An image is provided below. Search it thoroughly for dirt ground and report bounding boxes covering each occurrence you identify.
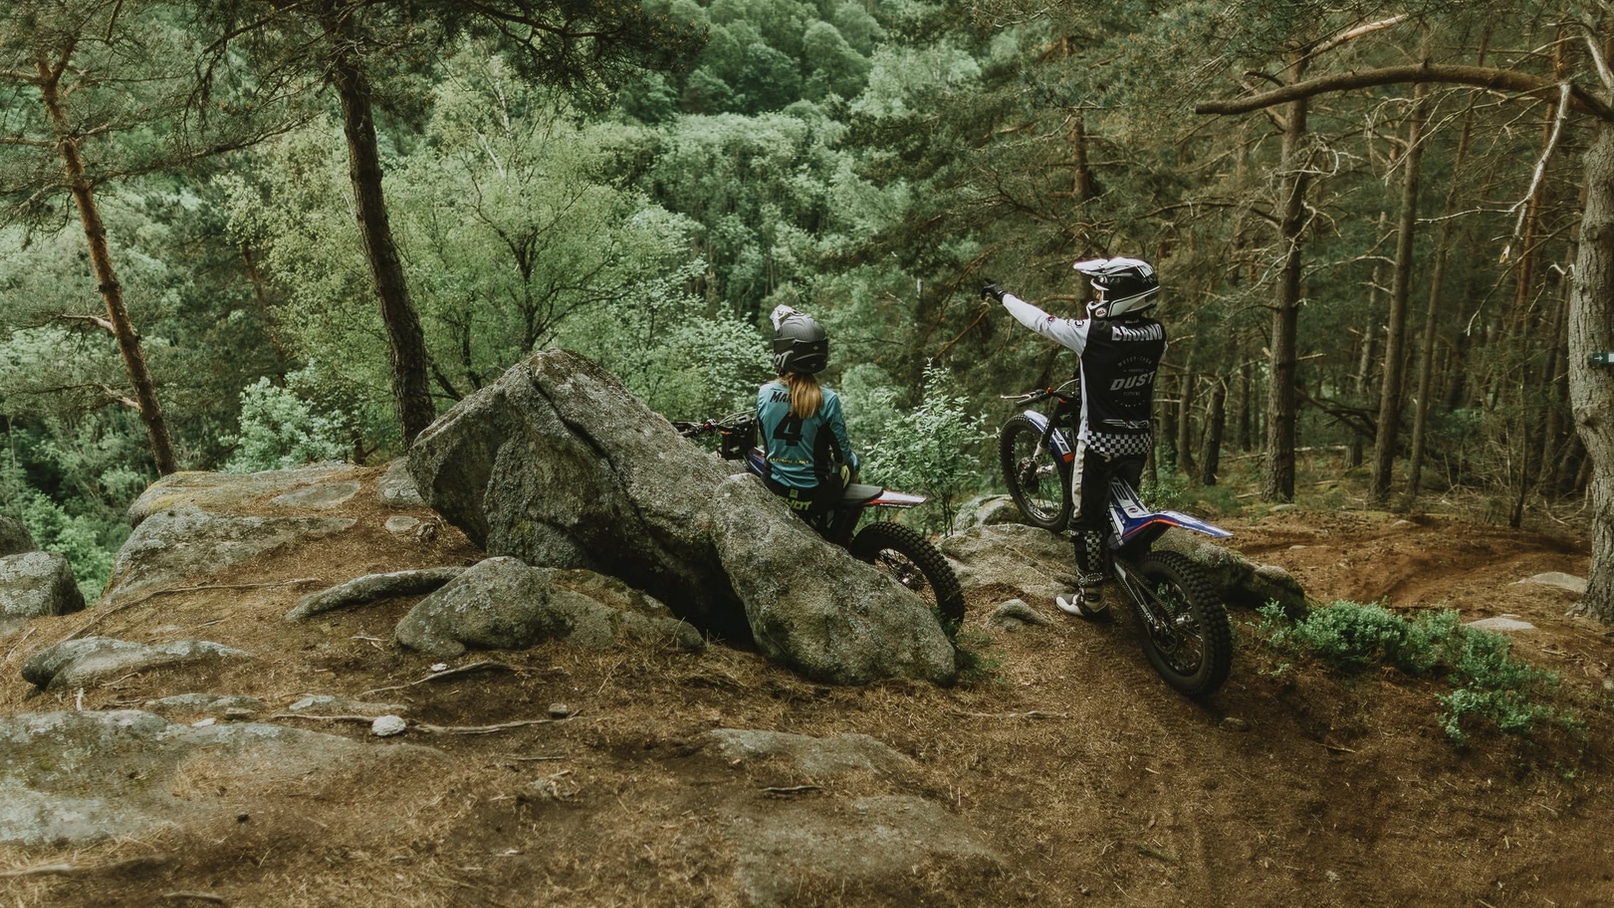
[2,469,1612,908]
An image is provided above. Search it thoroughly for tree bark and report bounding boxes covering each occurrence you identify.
[1406,92,1479,503]
[1177,369,1198,478]
[1198,378,1227,486]
[1350,212,1386,470]
[1262,56,1308,503]
[329,44,436,444]
[1569,122,1614,623]
[1369,81,1429,504]
[36,54,178,475]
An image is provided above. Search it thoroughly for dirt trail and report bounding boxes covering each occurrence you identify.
[1,481,1611,907]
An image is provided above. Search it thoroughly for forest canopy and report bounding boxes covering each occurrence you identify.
[3,0,1611,617]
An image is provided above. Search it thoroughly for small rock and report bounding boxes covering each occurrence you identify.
[385,516,421,534]
[547,703,572,719]
[1326,870,1340,883]
[430,663,449,672]
[372,715,408,737]
[1465,615,1536,633]
[989,599,1052,630]
[1514,572,1587,595]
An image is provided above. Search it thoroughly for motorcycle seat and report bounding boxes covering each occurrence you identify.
[841,483,883,505]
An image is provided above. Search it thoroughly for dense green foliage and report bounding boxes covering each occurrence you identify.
[0,0,1600,599]
[1256,601,1581,745]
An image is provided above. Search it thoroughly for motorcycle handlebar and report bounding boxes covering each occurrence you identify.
[1000,378,1079,405]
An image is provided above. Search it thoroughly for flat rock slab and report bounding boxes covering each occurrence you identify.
[284,694,408,717]
[0,709,442,846]
[105,506,355,606]
[724,795,1002,907]
[693,728,1001,906]
[143,693,268,717]
[707,729,915,777]
[125,463,358,527]
[270,481,361,509]
[1466,615,1537,633]
[1514,572,1587,595]
[22,635,251,691]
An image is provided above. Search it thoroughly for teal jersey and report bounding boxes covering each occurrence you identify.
[756,381,858,489]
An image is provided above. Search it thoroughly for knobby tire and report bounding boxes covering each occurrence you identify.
[848,521,965,632]
[1132,550,1232,698]
[999,415,1072,532]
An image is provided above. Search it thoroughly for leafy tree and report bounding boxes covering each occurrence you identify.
[191,0,706,443]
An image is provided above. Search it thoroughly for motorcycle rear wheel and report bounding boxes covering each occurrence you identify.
[1131,551,1232,698]
[999,415,1072,532]
[849,521,965,632]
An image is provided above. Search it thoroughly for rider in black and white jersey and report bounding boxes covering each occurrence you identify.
[985,257,1167,616]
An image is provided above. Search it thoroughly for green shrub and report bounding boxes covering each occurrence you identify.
[857,364,991,535]
[222,377,349,473]
[1255,600,1578,746]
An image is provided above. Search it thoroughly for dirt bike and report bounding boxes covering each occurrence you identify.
[999,380,1235,697]
[675,413,965,631]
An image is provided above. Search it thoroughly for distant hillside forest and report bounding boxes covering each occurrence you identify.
[4,1,1613,613]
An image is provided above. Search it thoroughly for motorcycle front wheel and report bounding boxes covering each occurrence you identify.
[999,415,1072,532]
[1131,551,1232,698]
[848,521,965,632]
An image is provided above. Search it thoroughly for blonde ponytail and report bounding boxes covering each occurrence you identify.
[783,372,823,419]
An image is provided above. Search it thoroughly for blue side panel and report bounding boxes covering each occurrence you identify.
[1107,478,1232,543]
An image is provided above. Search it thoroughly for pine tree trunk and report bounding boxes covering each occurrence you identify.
[1350,211,1386,471]
[1568,123,1614,624]
[1263,68,1308,503]
[1177,369,1198,478]
[330,47,436,444]
[1198,379,1227,486]
[1406,95,1478,503]
[1369,82,1429,504]
[36,54,177,475]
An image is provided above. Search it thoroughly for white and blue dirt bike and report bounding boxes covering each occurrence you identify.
[676,414,965,632]
[1000,380,1234,697]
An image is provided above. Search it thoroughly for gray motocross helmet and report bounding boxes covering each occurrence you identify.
[1074,256,1160,319]
[772,312,829,375]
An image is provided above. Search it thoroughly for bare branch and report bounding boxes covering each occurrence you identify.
[1501,82,1573,262]
[1196,64,1614,122]
[1312,14,1410,58]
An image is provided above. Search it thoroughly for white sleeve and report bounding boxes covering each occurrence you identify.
[1002,293,1089,355]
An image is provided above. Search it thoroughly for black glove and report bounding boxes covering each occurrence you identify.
[981,280,1005,303]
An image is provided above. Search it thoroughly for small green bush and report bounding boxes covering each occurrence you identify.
[1255,601,1578,746]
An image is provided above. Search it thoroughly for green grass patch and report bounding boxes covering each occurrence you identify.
[1255,600,1582,746]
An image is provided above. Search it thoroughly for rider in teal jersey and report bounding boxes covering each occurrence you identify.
[756,305,859,519]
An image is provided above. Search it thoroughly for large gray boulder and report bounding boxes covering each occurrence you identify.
[394,556,705,658]
[711,475,955,685]
[0,551,85,632]
[408,349,956,685]
[408,349,741,633]
[0,515,34,558]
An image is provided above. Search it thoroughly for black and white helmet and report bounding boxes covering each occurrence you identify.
[1074,257,1159,319]
[771,306,828,374]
